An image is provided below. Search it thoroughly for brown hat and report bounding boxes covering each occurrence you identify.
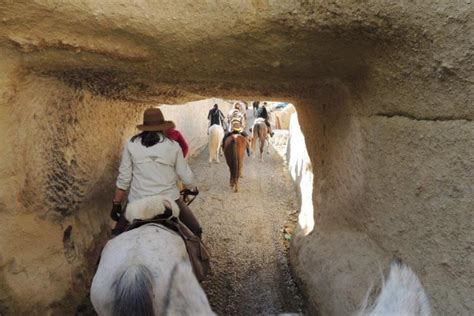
[136,108,175,131]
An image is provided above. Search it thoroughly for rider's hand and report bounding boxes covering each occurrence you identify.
[188,185,198,194]
[110,202,122,221]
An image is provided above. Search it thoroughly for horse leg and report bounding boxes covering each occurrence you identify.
[208,137,212,163]
[234,175,239,192]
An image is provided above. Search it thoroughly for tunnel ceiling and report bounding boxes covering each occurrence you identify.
[3,0,470,96]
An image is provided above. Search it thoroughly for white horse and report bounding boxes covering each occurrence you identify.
[251,118,270,161]
[90,195,214,316]
[208,124,224,163]
[357,258,431,316]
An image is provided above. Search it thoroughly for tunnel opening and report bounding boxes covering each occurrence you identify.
[83,94,313,315]
[172,98,311,314]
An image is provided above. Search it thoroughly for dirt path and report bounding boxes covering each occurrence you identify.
[189,111,304,314]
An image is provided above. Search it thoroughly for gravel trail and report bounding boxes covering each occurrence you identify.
[189,115,305,315]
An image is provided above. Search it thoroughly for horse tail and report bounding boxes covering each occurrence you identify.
[230,138,239,184]
[112,264,155,316]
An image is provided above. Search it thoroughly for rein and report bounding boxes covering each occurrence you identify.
[180,188,199,205]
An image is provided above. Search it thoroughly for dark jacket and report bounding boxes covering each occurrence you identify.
[257,106,269,120]
[208,108,225,126]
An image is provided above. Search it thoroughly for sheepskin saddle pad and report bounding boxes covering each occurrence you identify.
[125,195,180,223]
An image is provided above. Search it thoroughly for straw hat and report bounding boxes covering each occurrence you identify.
[136,108,175,131]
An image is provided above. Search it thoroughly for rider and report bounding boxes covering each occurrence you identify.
[222,103,251,156]
[207,103,225,130]
[257,102,274,137]
[110,107,202,237]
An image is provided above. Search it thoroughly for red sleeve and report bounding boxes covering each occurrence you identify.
[177,132,189,158]
[166,129,189,157]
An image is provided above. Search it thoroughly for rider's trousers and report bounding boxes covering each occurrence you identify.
[176,197,203,238]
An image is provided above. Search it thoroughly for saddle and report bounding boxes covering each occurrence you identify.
[125,210,211,282]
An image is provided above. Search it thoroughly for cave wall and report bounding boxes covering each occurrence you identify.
[0,0,472,315]
[291,79,473,314]
[0,51,229,314]
[285,112,314,235]
[0,56,146,314]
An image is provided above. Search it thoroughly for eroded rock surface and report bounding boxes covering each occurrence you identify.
[0,1,472,314]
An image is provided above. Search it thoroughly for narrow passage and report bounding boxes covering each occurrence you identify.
[189,119,305,314]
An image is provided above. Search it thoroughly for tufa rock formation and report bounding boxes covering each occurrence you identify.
[0,1,472,314]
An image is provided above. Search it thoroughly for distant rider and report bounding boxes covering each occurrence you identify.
[222,103,251,156]
[257,102,274,137]
[207,103,225,130]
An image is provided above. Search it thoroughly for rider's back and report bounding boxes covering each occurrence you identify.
[257,106,269,119]
[118,137,192,203]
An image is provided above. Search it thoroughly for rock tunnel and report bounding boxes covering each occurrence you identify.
[0,1,472,315]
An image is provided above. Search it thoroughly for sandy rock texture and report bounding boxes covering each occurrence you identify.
[0,0,473,315]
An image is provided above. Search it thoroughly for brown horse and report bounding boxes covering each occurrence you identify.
[223,134,247,192]
[251,118,270,160]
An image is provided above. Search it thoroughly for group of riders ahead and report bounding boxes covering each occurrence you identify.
[208,101,274,156]
[110,101,273,242]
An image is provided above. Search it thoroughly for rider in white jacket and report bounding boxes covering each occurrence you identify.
[111,108,202,237]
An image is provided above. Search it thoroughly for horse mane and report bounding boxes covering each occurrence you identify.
[112,264,155,316]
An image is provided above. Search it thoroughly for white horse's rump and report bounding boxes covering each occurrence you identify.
[357,259,431,316]
[208,124,224,163]
[91,197,214,316]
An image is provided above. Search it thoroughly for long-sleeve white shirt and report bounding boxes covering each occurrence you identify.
[116,136,194,202]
